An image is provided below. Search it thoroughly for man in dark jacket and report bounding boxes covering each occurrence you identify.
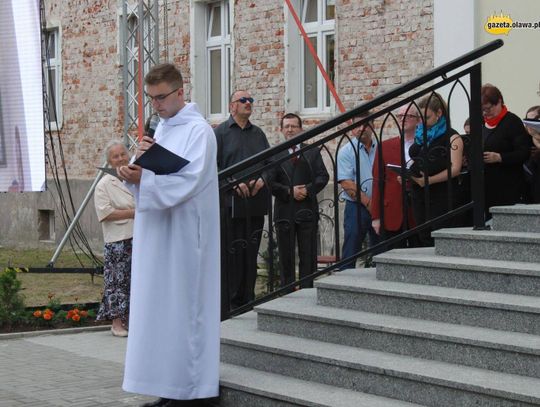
[215,90,270,315]
[271,113,329,289]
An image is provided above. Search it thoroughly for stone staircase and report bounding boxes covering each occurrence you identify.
[219,204,540,406]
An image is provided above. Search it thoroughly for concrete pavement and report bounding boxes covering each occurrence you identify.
[0,327,154,406]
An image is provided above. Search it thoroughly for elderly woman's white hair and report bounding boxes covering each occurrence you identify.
[103,140,129,165]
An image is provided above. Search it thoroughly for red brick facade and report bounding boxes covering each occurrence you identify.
[44,0,433,178]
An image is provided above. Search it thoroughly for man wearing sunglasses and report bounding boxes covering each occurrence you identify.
[215,90,270,317]
[119,63,220,407]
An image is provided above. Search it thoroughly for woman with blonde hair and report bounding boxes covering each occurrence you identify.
[408,92,463,246]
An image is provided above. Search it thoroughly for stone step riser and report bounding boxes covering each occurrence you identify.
[375,262,540,296]
[492,213,540,234]
[257,312,540,378]
[434,238,540,263]
[220,388,299,407]
[316,288,540,335]
[221,342,538,407]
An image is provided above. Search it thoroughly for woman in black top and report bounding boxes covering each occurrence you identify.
[408,92,464,246]
[481,84,531,216]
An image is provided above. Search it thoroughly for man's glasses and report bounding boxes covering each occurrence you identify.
[232,97,254,104]
[147,87,180,102]
[282,124,301,130]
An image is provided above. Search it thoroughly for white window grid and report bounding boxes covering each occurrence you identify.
[45,28,62,130]
[300,0,335,114]
[206,0,232,119]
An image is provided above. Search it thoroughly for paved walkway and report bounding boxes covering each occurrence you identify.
[0,327,154,406]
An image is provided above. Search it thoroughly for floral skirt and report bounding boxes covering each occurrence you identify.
[97,238,132,323]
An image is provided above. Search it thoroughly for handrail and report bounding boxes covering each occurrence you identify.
[218,39,503,182]
[225,202,474,319]
[218,39,504,321]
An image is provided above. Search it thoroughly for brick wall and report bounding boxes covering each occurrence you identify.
[232,1,286,145]
[337,0,433,110]
[44,0,433,178]
[0,0,435,248]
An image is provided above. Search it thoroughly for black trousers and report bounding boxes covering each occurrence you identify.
[411,180,459,247]
[221,214,264,318]
[276,220,317,290]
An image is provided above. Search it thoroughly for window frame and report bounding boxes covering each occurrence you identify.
[300,0,335,114]
[285,0,336,116]
[205,0,232,120]
[44,27,62,130]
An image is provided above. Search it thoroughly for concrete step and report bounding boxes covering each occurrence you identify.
[221,313,540,407]
[374,247,540,296]
[255,289,540,378]
[491,204,540,233]
[220,363,425,407]
[432,227,540,263]
[315,269,540,334]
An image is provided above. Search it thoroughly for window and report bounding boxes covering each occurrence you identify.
[301,0,335,112]
[45,28,61,129]
[206,0,232,117]
[38,209,55,241]
[286,0,335,114]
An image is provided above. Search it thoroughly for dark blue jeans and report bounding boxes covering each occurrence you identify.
[341,200,379,269]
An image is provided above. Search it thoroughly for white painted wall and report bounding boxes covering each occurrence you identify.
[434,0,475,133]
[476,0,540,118]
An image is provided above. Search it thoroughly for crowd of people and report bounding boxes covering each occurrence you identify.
[93,62,539,406]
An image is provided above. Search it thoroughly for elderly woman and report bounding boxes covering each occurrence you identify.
[481,84,532,216]
[94,141,135,337]
[523,105,540,203]
[408,93,463,246]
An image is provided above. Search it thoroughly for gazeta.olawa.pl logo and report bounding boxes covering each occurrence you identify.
[485,12,540,35]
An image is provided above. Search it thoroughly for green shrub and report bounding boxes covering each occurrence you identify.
[0,267,26,326]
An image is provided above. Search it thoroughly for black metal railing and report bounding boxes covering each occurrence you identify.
[218,39,503,320]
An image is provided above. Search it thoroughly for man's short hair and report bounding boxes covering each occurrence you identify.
[229,90,248,103]
[145,63,183,88]
[280,113,302,129]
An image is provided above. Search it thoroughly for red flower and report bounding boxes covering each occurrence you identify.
[72,314,81,322]
[33,310,42,318]
[43,312,53,321]
[80,310,88,317]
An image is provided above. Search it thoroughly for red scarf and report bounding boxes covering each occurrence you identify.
[484,105,508,127]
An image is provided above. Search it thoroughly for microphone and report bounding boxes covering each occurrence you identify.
[145,114,160,139]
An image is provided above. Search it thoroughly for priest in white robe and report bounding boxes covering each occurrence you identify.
[119,63,220,407]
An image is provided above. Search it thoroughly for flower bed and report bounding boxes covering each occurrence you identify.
[1,268,109,334]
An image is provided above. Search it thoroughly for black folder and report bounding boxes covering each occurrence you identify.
[134,143,190,175]
[231,188,269,218]
[386,163,413,178]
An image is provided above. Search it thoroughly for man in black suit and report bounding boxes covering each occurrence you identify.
[271,113,329,290]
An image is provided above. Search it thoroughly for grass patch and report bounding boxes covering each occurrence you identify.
[0,247,102,268]
[18,273,103,307]
[1,248,104,307]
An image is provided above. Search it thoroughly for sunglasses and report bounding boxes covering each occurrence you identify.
[232,97,254,104]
